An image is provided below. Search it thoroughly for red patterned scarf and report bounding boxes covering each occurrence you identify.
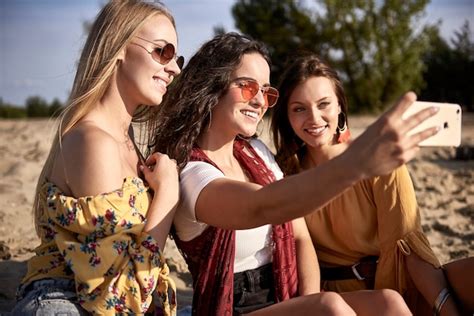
[173,139,298,315]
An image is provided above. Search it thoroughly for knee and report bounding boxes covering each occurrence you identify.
[317,292,356,316]
[377,289,411,315]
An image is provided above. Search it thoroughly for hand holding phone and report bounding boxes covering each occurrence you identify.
[402,101,462,147]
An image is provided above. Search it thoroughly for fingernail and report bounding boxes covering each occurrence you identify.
[432,106,440,113]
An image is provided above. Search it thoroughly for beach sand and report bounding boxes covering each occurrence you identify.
[0,115,473,313]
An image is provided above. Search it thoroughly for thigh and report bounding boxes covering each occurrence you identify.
[11,279,88,316]
[340,289,411,316]
[246,292,354,316]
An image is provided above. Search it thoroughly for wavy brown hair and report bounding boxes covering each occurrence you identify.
[271,53,349,176]
[33,0,174,234]
[148,32,271,169]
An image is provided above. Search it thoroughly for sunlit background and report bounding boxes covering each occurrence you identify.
[0,0,473,113]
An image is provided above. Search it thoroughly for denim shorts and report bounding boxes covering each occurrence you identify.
[11,278,89,316]
[233,263,275,315]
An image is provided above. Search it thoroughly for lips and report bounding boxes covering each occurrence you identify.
[305,125,328,136]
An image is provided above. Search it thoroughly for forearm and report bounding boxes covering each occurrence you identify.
[254,152,361,225]
[293,218,320,295]
[197,150,362,229]
[406,253,460,316]
[143,193,178,250]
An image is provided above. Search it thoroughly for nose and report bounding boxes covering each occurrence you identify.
[251,88,267,108]
[308,106,322,122]
[165,58,182,76]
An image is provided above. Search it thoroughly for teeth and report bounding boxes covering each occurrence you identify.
[241,110,258,119]
[306,126,326,134]
[154,78,167,88]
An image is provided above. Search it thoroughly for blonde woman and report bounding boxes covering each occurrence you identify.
[12,1,183,315]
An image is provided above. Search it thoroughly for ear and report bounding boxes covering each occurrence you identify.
[116,48,126,64]
[338,103,342,114]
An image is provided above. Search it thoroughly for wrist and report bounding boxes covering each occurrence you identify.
[333,151,365,185]
[433,287,451,316]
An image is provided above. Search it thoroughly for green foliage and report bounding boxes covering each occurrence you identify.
[49,98,63,117]
[25,96,51,117]
[420,21,474,111]
[232,0,433,113]
[0,96,64,118]
[232,0,323,78]
[0,98,27,118]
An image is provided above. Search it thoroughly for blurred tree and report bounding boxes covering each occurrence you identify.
[420,21,474,111]
[0,98,26,118]
[232,0,433,112]
[232,0,323,81]
[26,96,50,117]
[49,98,64,117]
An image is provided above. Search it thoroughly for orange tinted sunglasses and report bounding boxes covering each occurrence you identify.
[232,78,279,108]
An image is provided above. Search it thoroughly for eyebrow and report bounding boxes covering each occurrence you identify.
[233,76,271,87]
[289,96,331,107]
[316,96,331,102]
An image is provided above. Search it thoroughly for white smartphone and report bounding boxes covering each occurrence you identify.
[402,101,462,147]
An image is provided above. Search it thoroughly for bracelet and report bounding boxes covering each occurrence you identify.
[433,287,450,316]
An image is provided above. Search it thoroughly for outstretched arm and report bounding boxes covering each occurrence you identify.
[196,92,439,229]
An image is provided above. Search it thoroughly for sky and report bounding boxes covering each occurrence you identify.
[0,0,473,107]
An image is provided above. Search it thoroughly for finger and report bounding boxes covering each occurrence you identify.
[400,106,439,135]
[405,125,440,148]
[146,152,164,166]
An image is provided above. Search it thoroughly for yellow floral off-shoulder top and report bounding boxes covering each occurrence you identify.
[22,177,176,315]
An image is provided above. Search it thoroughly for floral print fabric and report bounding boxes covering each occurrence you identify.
[22,177,176,315]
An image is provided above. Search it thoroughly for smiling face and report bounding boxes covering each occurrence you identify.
[211,53,272,138]
[117,14,181,107]
[287,76,341,149]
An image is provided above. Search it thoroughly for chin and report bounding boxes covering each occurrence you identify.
[145,95,164,106]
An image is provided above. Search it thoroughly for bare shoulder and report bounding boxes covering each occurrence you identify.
[60,122,125,197]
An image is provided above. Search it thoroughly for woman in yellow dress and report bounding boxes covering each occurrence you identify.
[271,53,471,315]
[12,1,184,315]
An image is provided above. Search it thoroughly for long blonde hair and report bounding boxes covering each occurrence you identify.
[33,0,175,234]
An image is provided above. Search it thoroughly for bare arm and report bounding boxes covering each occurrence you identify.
[59,125,178,249]
[60,125,128,197]
[141,153,179,250]
[292,217,320,295]
[196,92,439,229]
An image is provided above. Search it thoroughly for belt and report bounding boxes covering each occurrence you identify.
[234,263,274,292]
[320,256,378,286]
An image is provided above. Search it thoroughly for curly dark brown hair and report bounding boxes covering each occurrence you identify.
[271,53,349,176]
[147,32,271,169]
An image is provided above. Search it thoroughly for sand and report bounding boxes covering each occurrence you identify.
[0,114,473,313]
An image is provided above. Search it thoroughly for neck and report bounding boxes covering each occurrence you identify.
[88,75,137,140]
[303,142,348,169]
[197,125,238,167]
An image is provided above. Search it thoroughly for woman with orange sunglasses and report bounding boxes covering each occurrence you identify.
[150,32,441,315]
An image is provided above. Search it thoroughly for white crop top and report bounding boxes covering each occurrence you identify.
[174,139,284,273]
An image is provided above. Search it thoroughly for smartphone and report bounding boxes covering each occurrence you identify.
[402,101,462,147]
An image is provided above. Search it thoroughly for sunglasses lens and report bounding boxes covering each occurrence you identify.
[161,43,175,63]
[265,88,279,107]
[176,56,185,69]
[152,43,175,64]
[241,81,259,101]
